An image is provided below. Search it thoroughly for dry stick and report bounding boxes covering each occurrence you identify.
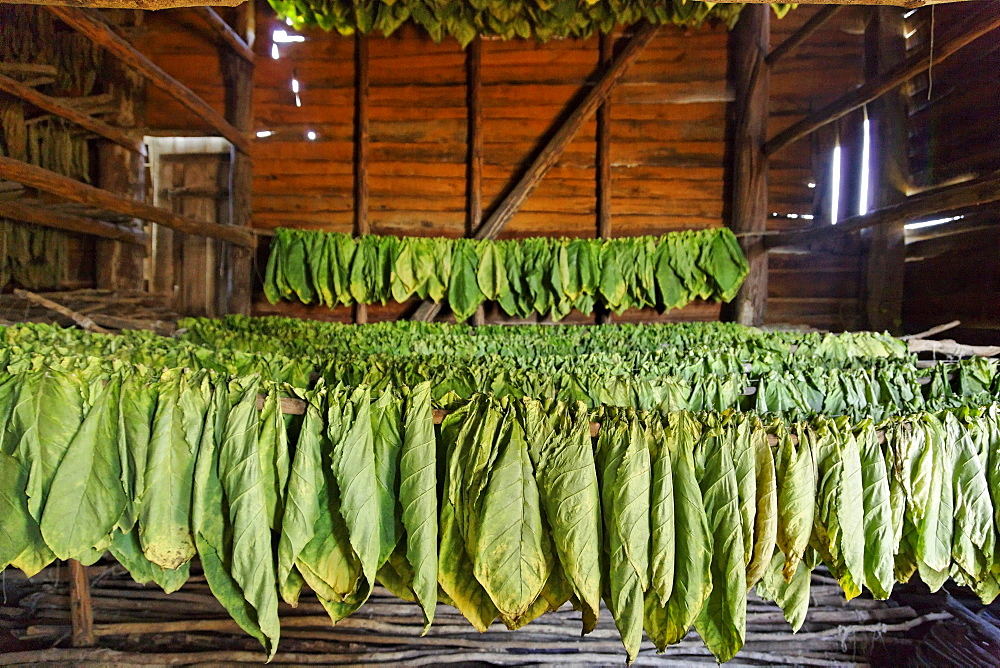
[907,338,1000,357]
[0,155,255,247]
[352,33,370,326]
[190,6,254,63]
[765,5,842,67]
[901,319,961,340]
[13,289,111,333]
[0,201,146,245]
[68,560,95,647]
[764,6,1000,156]
[0,72,142,153]
[46,6,251,155]
[410,23,660,322]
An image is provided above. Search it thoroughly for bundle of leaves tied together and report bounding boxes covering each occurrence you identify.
[268,0,795,46]
[264,228,749,320]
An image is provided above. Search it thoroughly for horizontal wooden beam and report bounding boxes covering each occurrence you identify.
[765,173,1000,249]
[766,5,843,67]
[47,6,251,155]
[0,201,146,245]
[764,6,1000,156]
[906,224,1000,262]
[0,156,254,247]
[0,72,142,154]
[190,6,254,63]
[714,0,972,5]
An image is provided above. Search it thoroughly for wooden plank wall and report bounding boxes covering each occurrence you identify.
[902,2,1000,344]
[764,5,869,331]
[138,2,871,328]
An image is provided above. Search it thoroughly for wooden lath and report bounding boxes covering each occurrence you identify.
[0,200,147,245]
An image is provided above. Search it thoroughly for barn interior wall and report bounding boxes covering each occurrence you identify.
[902,2,1000,344]
[136,3,872,328]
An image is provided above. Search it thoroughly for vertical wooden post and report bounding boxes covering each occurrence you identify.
[96,54,145,292]
[863,7,908,334]
[467,36,485,326]
[220,2,255,315]
[724,4,770,327]
[69,559,95,647]
[595,31,614,325]
[353,32,370,325]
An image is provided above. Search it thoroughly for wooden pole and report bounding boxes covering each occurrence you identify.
[68,560,95,647]
[724,4,770,326]
[95,48,145,292]
[353,32,370,325]
[0,72,141,152]
[0,156,255,247]
[47,6,251,155]
[14,289,110,333]
[595,31,614,325]
[766,5,843,67]
[466,36,485,326]
[765,173,1000,248]
[0,201,146,244]
[219,0,255,315]
[862,7,908,334]
[764,6,1000,156]
[190,6,254,63]
[411,23,659,322]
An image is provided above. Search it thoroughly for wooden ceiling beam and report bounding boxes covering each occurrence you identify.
[765,173,1000,249]
[46,6,252,155]
[0,72,142,153]
[766,5,843,67]
[190,6,254,63]
[0,0,243,9]
[0,200,147,245]
[0,156,255,247]
[764,4,1000,156]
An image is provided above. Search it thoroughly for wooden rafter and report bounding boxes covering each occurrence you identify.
[0,156,255,247]
[765,5,842,66]
[765,173,1000,249]
[0,72,142,153]
[47,6,251,155]
[764,6,1000,156]
[352,33,370,325]
[0,200,146,245]
[190,6,254,63]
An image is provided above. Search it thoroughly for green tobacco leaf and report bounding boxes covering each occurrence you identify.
[525,399,601,634]
[648,417,675,606]
[856,420,893,599]
[140,370,207,570]
[109,528,189,593]
[596,410,650,663]
[694,416,746,663]
[0,450,44,571]
[372,387,404,569]
[400,382,438,632]
[258,386,291,530]
[473,402,552,628]
[41,375,125,560]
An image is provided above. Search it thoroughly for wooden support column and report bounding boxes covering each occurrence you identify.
[411,22,658,322]
[724,4,770,326]
[863,7,908,333]
[353,33,369,325]
[219,2,254,315]
[466,36,485,326]
[96,51,145,292]
[68,560,95,647]
[595,32,613,325]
